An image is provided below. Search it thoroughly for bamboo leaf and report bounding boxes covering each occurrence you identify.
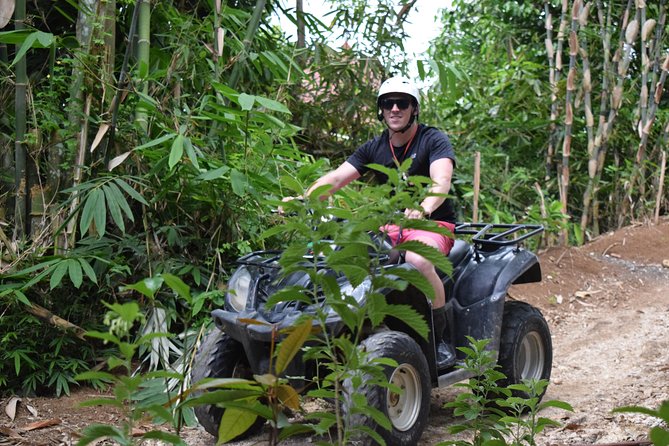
[105,181,135,221]
[93,187,107,237]
[135,133,175,150]
[12,289,31,306]
[103,184,125,233]
[196,166,230,181]
[67,259,83,288]
[79,188,101,237]
[49,261,69,290]
[78,258,98,285]
[113,178,148,205]
[184,137,200,170]
[275,318,312,375]
[9,30,54,66]
[168,134,185,169]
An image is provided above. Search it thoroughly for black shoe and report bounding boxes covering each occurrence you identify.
[436,340,456,369]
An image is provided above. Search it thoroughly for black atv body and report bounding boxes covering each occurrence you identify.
[192,222,552,445]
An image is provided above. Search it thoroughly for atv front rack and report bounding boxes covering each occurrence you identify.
[454,222,544,248]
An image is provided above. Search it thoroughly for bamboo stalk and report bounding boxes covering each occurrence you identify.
[545,0,569,180]
[559,0,582,245]
[13,0,27,239]
[655,151,666,225]
[65,95,92,248]
[228,0,267,90]
[134,0,150,133]
[473,151,480,223]
[103,0,142,165]
[26,302,87,341]
[578,3,595,235]
[296,0,305,49]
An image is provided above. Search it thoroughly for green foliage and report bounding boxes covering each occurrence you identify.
[439,337,572,446]
[184,163,448,445]
[75,300,188,446]
[614,401,669,446]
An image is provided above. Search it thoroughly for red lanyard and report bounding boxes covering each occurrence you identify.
[389,127,418,165]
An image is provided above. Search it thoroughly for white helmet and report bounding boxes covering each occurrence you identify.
[377,76,420,107]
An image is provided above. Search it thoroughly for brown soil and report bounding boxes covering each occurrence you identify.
[3,218,669,445]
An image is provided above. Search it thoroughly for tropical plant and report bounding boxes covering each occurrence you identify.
[439,337,572,446]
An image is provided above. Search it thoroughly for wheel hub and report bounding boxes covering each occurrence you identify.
[387,363,422,432]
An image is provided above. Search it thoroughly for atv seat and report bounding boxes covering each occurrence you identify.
[447,239,469,266]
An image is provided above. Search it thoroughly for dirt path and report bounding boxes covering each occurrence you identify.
[3,220,669,445]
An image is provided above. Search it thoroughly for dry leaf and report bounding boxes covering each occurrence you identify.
[23,418,61,431]
[90,123,110,153]
[0,426,22,439]
[108,151,131,171]
[0,0,15,29]
[25,403,37,417]
[5,396,20,421]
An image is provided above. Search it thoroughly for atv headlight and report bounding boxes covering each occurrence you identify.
[339,278,372,304]
[227,267,252,312]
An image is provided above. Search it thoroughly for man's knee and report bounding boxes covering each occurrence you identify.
[405,252,435,274]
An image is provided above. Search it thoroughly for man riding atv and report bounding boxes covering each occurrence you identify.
[287,75,458,369]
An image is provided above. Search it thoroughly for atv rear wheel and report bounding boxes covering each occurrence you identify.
[343,331,430,446]
[191,329,265,439]
[498,301,552,398]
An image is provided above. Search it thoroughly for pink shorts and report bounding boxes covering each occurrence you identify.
[381,221,456,255]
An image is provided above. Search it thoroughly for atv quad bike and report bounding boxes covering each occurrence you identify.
[191,222,552,445]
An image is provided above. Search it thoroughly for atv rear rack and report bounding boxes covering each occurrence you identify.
[454,222,544,248]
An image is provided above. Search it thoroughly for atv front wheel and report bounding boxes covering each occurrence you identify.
[343,331,430,446]
[191,329,265,439]
[498,301,552,398]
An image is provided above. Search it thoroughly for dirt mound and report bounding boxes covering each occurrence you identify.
[2,219,669,446]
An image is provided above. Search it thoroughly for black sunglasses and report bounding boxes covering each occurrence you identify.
[379,97,412,111]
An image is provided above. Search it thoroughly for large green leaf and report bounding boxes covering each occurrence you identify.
[255,96,291,114]
[0,30,55,66]
[275,318,312,375]
[161,273,191,303]
[217,406,259,444]
[238,93,255,111]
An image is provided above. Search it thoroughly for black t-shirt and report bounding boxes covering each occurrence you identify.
[346,124,457,222]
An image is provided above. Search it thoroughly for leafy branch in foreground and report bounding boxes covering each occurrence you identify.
[614,401,669,446]
[439,337,572,446]
[74,298,186,446]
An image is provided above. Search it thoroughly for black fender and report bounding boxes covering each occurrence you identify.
[384,280,439,385]
[450,246,542,355]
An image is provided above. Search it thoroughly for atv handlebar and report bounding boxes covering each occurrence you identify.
[454,222,544,247]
